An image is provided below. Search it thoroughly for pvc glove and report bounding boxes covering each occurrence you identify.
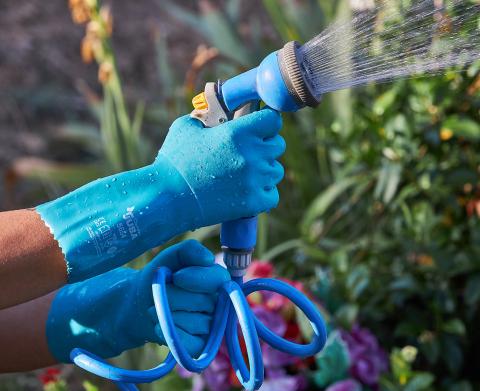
[36,108,284,282]
[46,240,230,362]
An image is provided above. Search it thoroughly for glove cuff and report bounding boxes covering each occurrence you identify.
[36,158,203,283]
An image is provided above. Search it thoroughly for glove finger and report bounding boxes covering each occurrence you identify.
[171,114,204,130]
[148,307,212,335]
[256,186,280,212]
[260,160,284,187]
[173,311,212,335]
[151,239,215,272]
[154,324,207,357]
[173,264,230,293]
[259,135,286,160]
[231,108,282,139]
[165,285,216,312]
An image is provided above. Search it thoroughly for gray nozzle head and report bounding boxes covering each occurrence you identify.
[278,41,320,108]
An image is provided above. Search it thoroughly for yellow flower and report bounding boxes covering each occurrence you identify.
[401,345,418,363]
[98,61,113,85]
[399,374,407,385]
[440,128,453,141]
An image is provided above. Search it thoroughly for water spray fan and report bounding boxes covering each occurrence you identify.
[70,41,327,391]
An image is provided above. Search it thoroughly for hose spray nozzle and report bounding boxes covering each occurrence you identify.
[191,41,321,127]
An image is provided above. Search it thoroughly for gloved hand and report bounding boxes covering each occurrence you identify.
[46,240,230,362]
[37,109,284,282]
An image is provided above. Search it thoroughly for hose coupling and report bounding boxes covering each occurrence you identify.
[222,247,253,277]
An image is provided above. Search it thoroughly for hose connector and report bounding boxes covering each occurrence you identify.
[222,247,253,277]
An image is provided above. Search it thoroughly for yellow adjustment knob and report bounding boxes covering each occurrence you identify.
[192,92,208,110]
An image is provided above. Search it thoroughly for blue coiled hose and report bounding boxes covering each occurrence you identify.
[71,265,327,391]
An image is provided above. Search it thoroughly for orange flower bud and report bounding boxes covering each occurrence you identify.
[86,20,102,39]
[81,37,94,63]
[440,128,453,141]
[69,0,91,24]
[98,61,113,85]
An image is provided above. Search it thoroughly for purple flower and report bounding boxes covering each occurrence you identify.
[202,345,231,391]
[253,306,301,369]
[261,368,307,391]
[341,325,388,387]
[176,367,205,391]
[263,343,298,367]
[326,379,362,391]
[252,306,287,337]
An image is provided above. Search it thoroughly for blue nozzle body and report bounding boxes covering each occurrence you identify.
[221,52,303,113]
[221,217,258,250]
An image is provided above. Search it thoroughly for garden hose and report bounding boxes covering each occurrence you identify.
[70,41,327,391]
[71,267,326,390]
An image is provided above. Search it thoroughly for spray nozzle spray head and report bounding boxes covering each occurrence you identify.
[278,41,320,108]
[219,41,321,114]
[191,41,322,127]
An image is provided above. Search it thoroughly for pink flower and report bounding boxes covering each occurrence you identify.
[246,261,275,279]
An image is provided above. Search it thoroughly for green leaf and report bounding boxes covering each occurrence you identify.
[262,239,304,261]
[448,381,474,391]
[262,0,301,42]
[335,303,359,327]
[374,87,399,115]
[160,1,208,36]
[375,161,402,204]
[313,331,350,387]
[82,381,99,391]
[420,336,440,365]
[7,158,104,189]
[59,122,102,156]
[301,176,361,235]
[442,319,466,336]
[404,372,435,391]
[464,273,480,307]
[441,336,463,374]
[390,348,412,381]
[154,30,177,98]
[389,275,417,291]
[295,303,326,341]
[201,5,252,66]
[346,264,370,300]
[225,0,241,23]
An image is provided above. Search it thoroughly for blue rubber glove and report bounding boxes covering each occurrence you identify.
[46,240,230,362]
[36,109,284,282]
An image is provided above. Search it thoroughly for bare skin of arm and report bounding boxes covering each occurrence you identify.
[0,209,67,309]
[0,291,57,372]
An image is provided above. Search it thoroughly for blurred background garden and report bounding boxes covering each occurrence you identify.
[1,0,480,390]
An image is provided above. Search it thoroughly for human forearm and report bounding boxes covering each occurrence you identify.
[0,209,67,309]
[0,291,57,372]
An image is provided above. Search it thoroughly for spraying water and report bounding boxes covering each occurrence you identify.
[300,0,480,97]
